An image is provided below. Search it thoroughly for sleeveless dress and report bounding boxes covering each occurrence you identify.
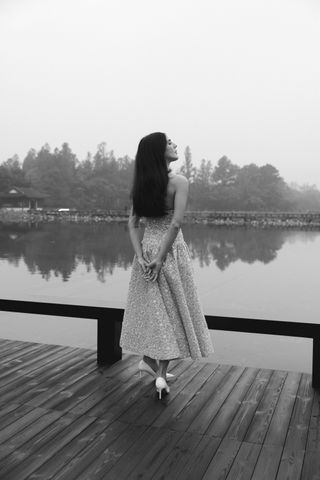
[119,211,214,360]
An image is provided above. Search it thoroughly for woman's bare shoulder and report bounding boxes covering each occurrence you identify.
[169,173,189,186]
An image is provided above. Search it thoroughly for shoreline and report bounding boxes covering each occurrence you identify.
[1,209,320,229]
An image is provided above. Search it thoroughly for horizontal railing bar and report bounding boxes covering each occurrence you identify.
[1,299,319,338]
[0,299,113,320]
[205,315,320,337]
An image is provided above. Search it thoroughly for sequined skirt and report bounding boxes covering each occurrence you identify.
[119,214,214,360]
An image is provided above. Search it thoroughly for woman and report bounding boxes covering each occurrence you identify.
[120,132,214,399]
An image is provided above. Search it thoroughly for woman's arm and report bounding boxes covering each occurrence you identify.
[128,206,143,259]
[128,206,150,277]
[147,175,189,281]
[157,175,189,261]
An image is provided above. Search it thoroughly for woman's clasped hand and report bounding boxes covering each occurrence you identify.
[137,255,162,282]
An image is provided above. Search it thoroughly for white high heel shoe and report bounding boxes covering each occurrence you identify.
[138,360,174,380]
[155,377,170,400]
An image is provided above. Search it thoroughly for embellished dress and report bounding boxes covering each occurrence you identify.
[119,211,214,360]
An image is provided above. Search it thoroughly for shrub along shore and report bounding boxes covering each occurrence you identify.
[1,209,320,229]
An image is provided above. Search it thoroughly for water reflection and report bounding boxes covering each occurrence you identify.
[0,223,132,282]
[183,225,286,270]
[0,222,319,281]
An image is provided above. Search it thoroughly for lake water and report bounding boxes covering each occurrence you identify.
[1,221,319,374]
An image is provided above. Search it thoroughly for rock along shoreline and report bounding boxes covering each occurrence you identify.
[1,209,320,229]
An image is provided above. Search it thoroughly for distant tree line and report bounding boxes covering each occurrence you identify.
[1,142,320,212]
[0,142,134,210]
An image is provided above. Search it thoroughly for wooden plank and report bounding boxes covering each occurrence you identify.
[0,344,89,387]
[244,369,287,444]
[74,424,149,480]
[205,367,259,438]
[0,341,61,366]
[0,412,79,476]
[20,351,133,413]
[69,359,186,423]
[251,444,283,480]
[1,414,96,480]
[0,410,64,462]
[104,361,211,426]
[151,431,204,480]
[28,367,108,409]
[300,388,320,479]
[0,338,16,347]
[126,429,185,479]
[301,450,320,480]
[115,359,199,425]
[135,362,220,428]
[276,373,314,479]
[91,426,172,480]
[0,339,47,356]
[65,358,141,419]
[185,365,245,436]
[0,343,56,377]
[278,449,306,480]
[167,365,240,433]
[305,388,320,452]
[69,371,150,419]
[39,369,121,412]
[284,373,313,441]
[226,441,262,480]
[0,347,93,394]
[0,345,71,387]
[25,365,99,411]
[107,426,184,480]
[224,369,273,441]
[21,351,97,398]
[0,404,35,431]
[0,341,319,479]
[21,356,98,407]
[0,407,48,445]
[27,419,128,480]
[201,437,242,480]
[0,350,95,403]
[0,403,21,422]
[0,340,35,359]
[263,371,301,446]
[175,435,221,480]
[1,360,95,410]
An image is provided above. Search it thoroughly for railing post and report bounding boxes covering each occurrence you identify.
[97,309,123,365]
[312,336,320,389]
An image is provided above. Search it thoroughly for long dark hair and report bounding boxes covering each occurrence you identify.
[131,132,169,217]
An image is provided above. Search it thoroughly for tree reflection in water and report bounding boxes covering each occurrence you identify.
[0,223,132,282]
[0,222,316,281]
[183,225,287,271]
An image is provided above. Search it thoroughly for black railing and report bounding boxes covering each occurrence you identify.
[1,298,319,388]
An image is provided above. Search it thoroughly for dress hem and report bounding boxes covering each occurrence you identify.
[121,346,214,361]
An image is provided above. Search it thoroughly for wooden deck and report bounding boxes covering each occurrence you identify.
[0,338,319,480]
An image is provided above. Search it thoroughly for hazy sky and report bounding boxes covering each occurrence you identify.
[0,0,319,186]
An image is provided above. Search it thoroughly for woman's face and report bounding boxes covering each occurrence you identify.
[164,137,178,163]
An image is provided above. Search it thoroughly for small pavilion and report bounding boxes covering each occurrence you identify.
[0,186,48,210]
